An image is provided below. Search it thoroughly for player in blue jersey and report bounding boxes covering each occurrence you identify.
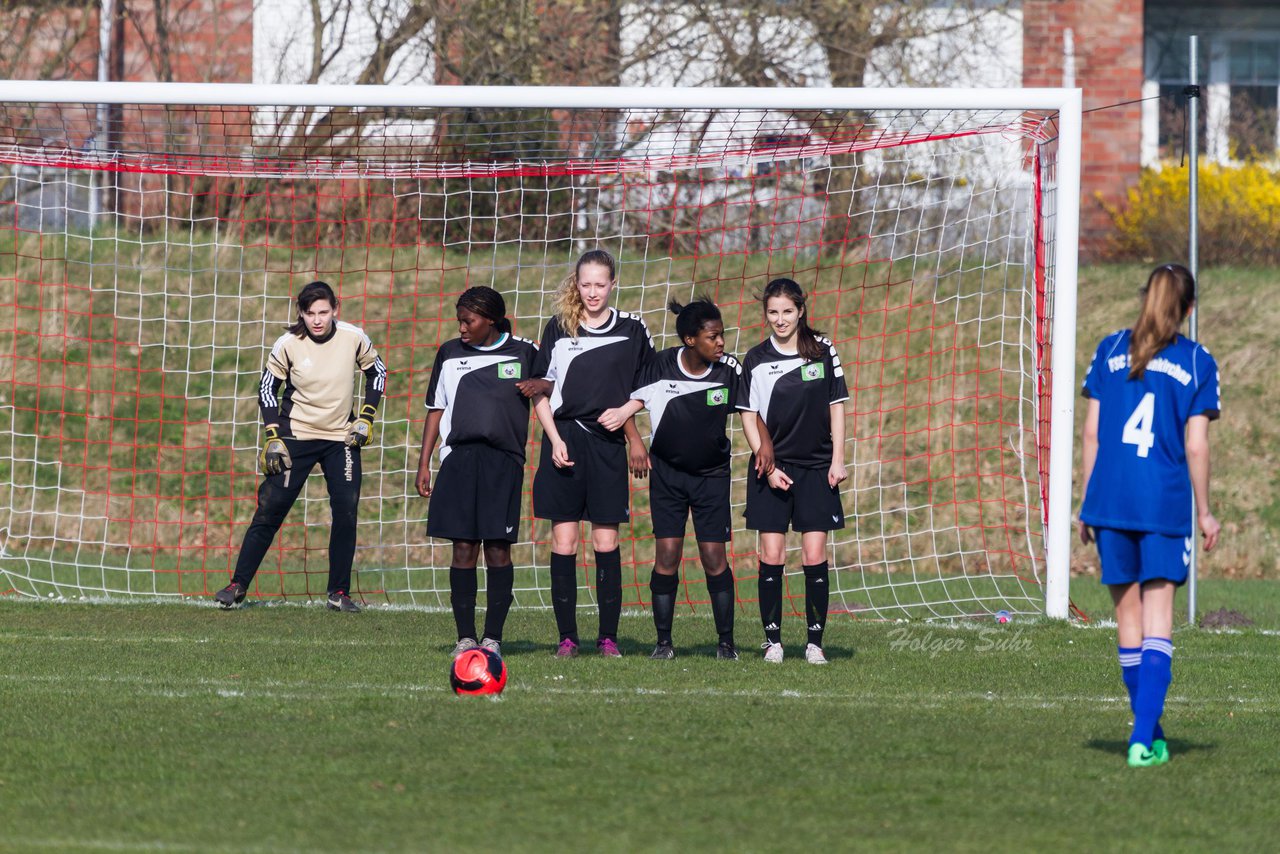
[624,297,765,661]
[417,286,538,659]
[1078,263,1221,768]
[739,278,849,665]
[516,249,654,658]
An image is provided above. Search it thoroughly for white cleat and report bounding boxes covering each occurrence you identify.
[762,641,784,663]
[451,638,479,660]
[804,643,828,665]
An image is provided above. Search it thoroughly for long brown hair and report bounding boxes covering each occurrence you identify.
[1129,263,1195,379]
[555,249,616,339]
[762,277,826,362]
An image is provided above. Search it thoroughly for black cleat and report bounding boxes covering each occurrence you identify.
[649,641,675,660]
[214,582,246,609]
[716,641,740,661]
[326,591,362,613]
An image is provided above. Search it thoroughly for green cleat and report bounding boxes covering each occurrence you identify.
[1127,743,1158,768]
[1151,739,1170,765]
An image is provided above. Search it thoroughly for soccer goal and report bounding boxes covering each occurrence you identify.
[0,81,1080,620]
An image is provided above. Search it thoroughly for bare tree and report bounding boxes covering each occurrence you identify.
[0,0,100,82]
[623,1,1020,247]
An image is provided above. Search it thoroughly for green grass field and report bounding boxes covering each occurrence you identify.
[3,579,1278,853]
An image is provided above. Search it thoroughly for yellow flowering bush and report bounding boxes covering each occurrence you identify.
[1105,160,1280,266]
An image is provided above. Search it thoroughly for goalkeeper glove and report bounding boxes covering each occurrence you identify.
[258,426,292,476]
[346,403,377,448]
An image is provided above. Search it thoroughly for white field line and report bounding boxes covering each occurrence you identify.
[5,627,1277,651]
[0,632,415,647]
[0,837,306,854]
[1,671,1272,710]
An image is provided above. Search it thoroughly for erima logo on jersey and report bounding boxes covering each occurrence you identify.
[802,363,824,381]
[498,362,521,379]
[706,388,727,406]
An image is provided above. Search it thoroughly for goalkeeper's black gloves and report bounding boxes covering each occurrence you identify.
[258,425,292,475]
[346,403,377,448]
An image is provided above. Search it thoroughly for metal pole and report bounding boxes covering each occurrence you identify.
[92,0,112,228]
[1187,35,1200,626]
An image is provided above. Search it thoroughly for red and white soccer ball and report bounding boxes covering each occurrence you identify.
[449,647,507,696]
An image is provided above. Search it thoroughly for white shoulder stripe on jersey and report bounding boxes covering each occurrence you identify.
[1102,330,1128,361]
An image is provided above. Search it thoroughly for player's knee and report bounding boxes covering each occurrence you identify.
[329,495,358,527]
[453,540,480,568]
[482,541,512,567]
[801,545,827,565]
[654,542,681,573]
[252,484,294,527]
[591,527,618,553]
[550,525,579,555]
[759,544,786,565]
[698,544,728,576]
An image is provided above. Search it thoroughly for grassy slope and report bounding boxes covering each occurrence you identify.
[1,594,1279,853]
[1071,265,1280,580]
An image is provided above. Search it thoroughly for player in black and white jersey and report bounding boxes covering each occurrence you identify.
[739,278,849,665]
[214,280,387,613]
[625,297,763,661]
[416,286,538,660]
[515,249,654,658]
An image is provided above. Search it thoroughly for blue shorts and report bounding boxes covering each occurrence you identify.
[1093,527,1193,586]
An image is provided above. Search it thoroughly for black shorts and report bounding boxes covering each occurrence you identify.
[650,456,731,542]
[532,422,630,524]
[744,460,845,534]
[427,443,524,542]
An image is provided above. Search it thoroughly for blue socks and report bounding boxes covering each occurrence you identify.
[1119,646,1165,744]
[1127,638,1173,748]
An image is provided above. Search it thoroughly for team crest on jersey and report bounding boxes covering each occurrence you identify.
[498,362,521,380]
[706,388,727,406]
[802,363,824,381]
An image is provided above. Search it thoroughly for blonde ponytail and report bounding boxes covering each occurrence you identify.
[1129,263,1195,379]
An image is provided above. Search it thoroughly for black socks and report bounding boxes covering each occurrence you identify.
[706,568,736,644]
[449,567,478,641]
[595,548,623,642]
[549,552,578,643]
[483,564,514,642]
[803,562,829,647]
[758,562,784,644]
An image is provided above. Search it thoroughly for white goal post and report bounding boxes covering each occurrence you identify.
[0,81,1080,619]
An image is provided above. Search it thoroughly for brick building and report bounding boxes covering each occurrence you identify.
[1024,0,1280,255]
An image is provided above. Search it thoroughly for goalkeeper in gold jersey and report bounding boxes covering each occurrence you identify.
[215,281,387,612]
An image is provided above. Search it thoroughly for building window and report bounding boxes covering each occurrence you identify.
[1157,83,1207,161]
[1227,41,1279,158]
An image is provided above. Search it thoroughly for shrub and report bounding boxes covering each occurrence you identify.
[1104,160,1280,266]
